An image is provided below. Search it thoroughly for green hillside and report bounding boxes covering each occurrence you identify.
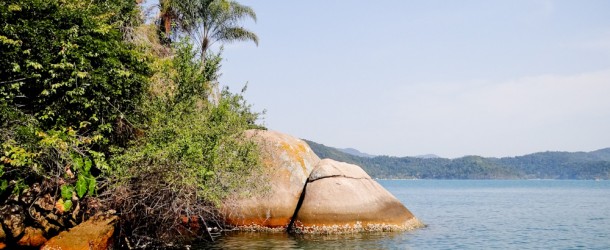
[304,140,610,180]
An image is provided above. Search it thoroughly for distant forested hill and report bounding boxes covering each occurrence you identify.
[304,140,610,180]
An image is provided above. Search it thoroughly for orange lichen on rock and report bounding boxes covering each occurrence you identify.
[221,130,320,229]
[223,130,423,234]
[41,214,117,250]
[17,227,47,247]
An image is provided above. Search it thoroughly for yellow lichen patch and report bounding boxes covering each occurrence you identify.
[279,141,309,176]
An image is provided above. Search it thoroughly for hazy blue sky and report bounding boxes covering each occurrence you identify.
[145,1,610,158]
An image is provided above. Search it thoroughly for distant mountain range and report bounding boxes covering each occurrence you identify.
[337,148,376,158]
[335,147,441,159]
[303,140,610,180]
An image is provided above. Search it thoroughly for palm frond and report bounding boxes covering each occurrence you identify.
[228,1,257,23]
[161,0,258,65]
[218,27,259,46]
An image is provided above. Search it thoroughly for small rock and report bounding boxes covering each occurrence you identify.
[34,194,55,212]
[41,214,118,250]
[0,223,5,240]
[1,205,25,238]
[46,211,64,228]
[17,227,46,247]
[28,207,60,234]
[0,224,5,249]
[19,185,40,205]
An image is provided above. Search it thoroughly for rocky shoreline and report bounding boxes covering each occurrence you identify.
[1,130,422,249]
[0,180,110,249]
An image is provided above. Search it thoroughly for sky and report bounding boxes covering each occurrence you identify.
[144,1,610,158]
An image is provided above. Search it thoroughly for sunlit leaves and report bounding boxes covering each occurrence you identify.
[0,0,150,140]
[0,35,21,46]
[61,185,74,200]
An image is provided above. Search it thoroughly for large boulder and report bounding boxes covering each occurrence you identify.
[293,159,423,233]
[41,214,117,250]
[222,130,321,228]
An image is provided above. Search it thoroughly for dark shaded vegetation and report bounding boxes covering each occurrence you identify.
[305,140,610,180]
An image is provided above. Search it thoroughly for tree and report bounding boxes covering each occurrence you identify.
[169,0,259,68]
[0,0,148,220]
[0,0,150,143]
[159,0,174,35]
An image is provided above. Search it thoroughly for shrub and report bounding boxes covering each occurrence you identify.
[106,41,265,245]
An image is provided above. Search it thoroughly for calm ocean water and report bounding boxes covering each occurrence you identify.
[201,180,610,249]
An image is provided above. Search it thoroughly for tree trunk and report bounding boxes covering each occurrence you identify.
[200,37,209,74]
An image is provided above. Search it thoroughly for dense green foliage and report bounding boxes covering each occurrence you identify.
[106,39,263,244]
[0,0,148,200]
[1,0,264,246]
[306,140,610,180]
[0,0,149,139]
[498,149,610,179]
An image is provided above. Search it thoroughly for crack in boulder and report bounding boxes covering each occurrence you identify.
[307,175,370,183]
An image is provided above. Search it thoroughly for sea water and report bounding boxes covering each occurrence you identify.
[201,180,610,249]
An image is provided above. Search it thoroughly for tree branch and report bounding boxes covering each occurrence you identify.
[0,77,29,85]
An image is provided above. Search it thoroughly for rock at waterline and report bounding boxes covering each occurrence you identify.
[221,129,320,228]
[293,159,424,233]
[41,214,117,250]
[221,130,422,232]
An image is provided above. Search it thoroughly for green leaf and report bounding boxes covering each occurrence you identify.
[8,4,22,12]
[79,121,91,128]
[0,180,8,193]
[87,177,96,196]
[61,185,74,200]
[76,175,87,198]
[205,170,215,177]
[63,199,73,211]
[84,157,92,173]
[11,63,20,72]
[72,154,84,171]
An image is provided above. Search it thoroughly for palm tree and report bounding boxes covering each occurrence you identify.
[170,0,259,69]
[159,0,173,35]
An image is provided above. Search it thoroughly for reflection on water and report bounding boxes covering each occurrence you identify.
[198,230,418,249]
